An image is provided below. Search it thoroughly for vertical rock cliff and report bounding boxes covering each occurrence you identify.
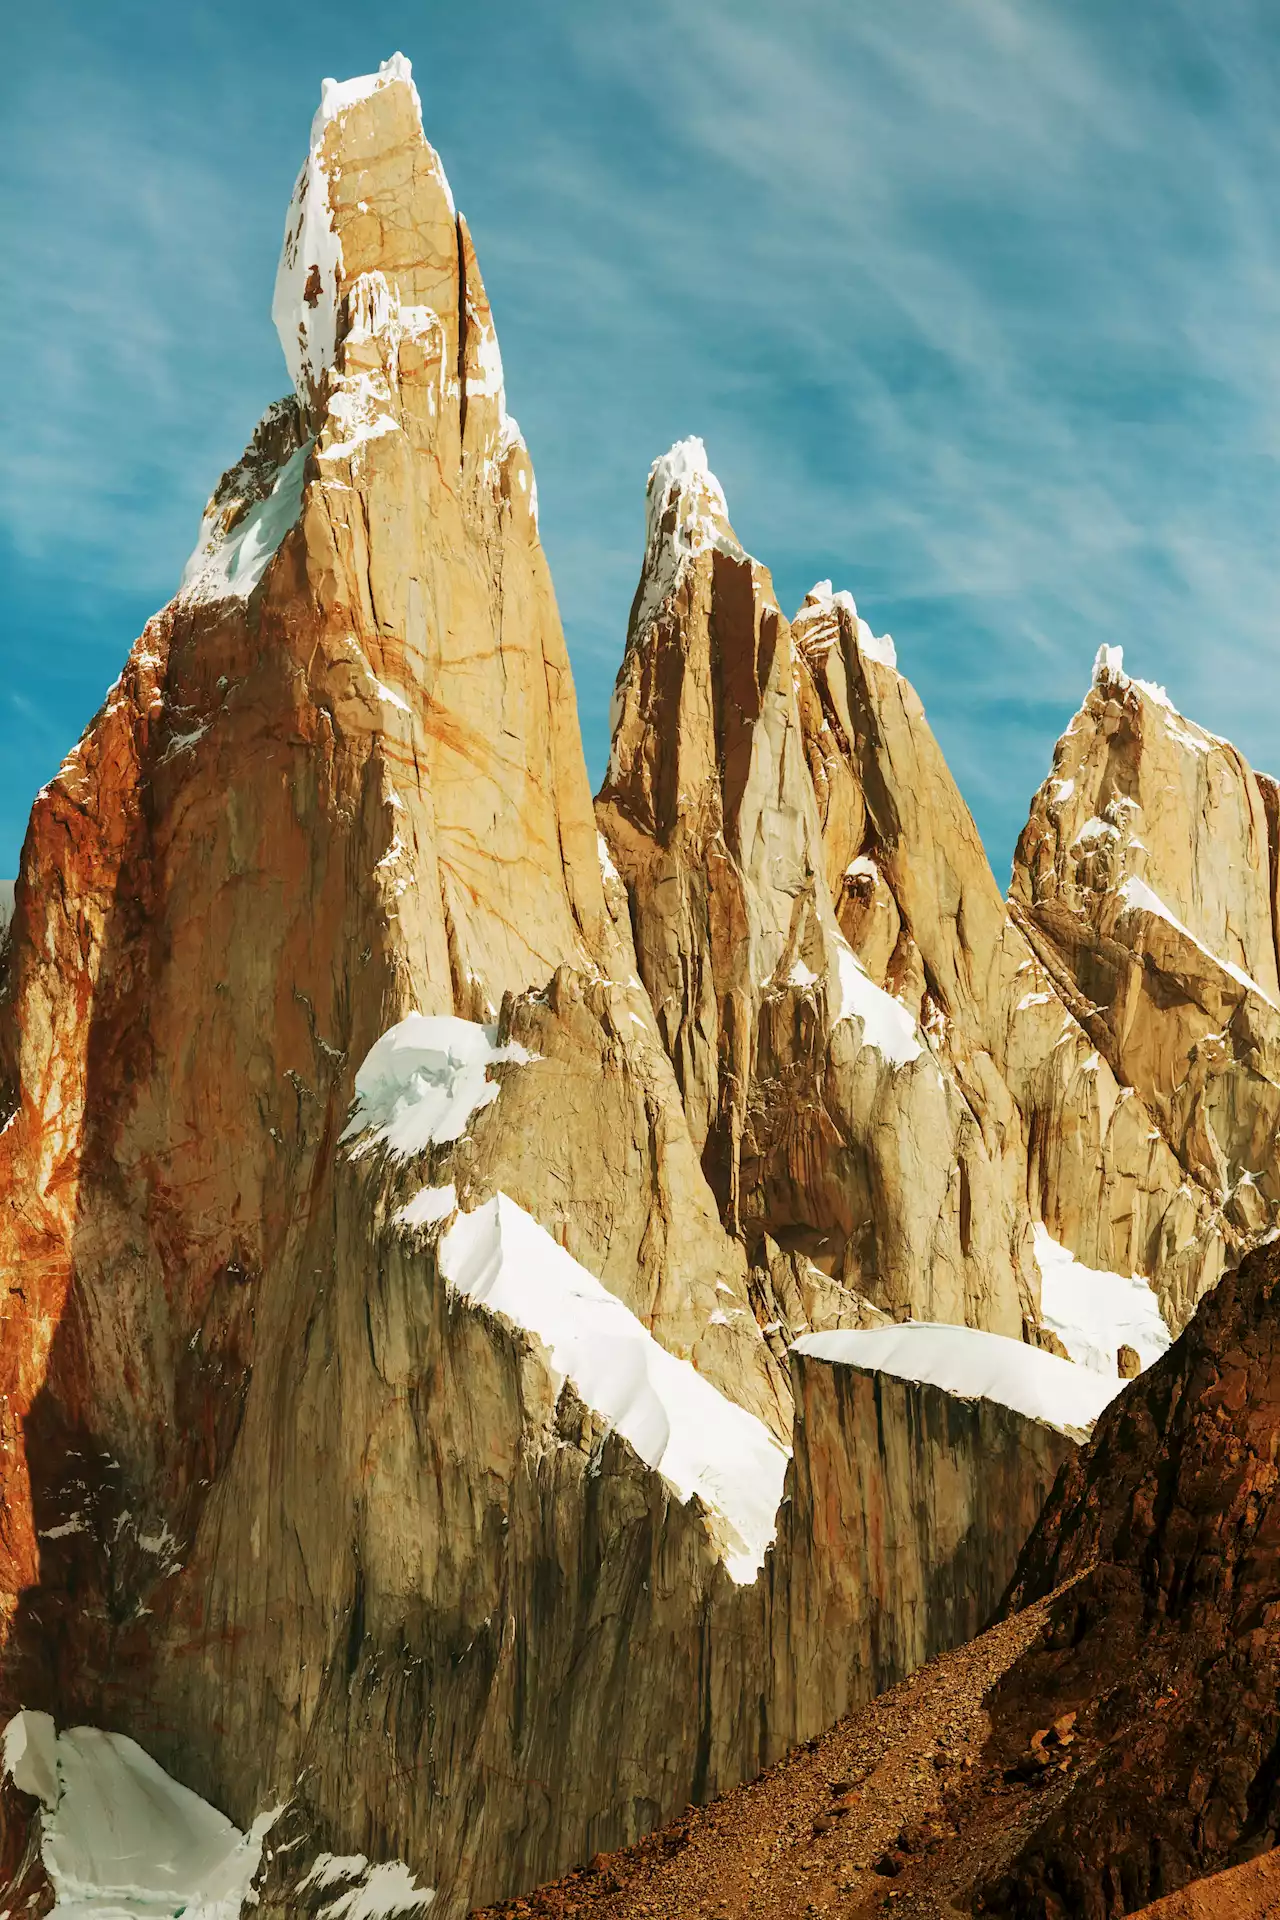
[4,47,1275,1920]
[981,1235,1280,1916]
[1011,644,1279,1325]
[595,444,1040,1339]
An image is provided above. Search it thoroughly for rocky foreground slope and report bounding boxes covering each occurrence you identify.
[501,1234,1280,1918]
[2,50,1280,1920]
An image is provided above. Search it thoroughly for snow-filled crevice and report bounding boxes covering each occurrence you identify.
[830,937,924,1067]
[181,439,313,603]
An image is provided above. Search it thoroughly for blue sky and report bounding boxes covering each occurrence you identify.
[6,0,1280,880]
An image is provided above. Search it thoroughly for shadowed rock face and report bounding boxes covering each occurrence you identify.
[979,1236,1280,1917]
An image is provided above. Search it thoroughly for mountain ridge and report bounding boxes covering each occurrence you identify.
[1,52,1278,1919]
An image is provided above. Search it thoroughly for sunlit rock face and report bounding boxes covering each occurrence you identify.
[0,46,1274,1920]
[1012,643,1280,1325]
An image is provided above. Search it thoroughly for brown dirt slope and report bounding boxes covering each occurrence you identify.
[1131,1849,1280,1918]
[474,1587,1108,1919]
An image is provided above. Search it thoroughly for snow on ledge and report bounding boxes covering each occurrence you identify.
[793,581,898,670]
[630,436,747,637]
[792,1321,1123,1434]
[342,1015,532,1160]
[832,938,923,1067]
[315,53,424,141]
[439,1193,789,1582]
[1033,1224,1170,1377]
[301,1852,436,1917]
[1120,874,1278,1009]
[181,440,313,602]
[2,1709,280,1918]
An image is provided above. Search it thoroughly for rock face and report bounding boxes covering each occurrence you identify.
[1012,645,1279,1324]
[594,451,1237,1359]
[0,55,777,1914]
[981,1236,1280,1916]
[3,46,1278,1920]
[596,456,1040,1339]
[767,1343,1079,1750]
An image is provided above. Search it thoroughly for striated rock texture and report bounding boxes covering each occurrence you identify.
[766,1350,1078,1752]
[594,448,1237,1354]
[1012,645,1280,1325]
[596,453,1040,1339]
[980,1236,1280,1917]
[4,45,1278,1920]
[0,55,782,1916]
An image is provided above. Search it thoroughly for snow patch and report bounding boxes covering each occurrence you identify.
[319,1860,435,1918]
[1071,815,1119,849]
[793,582,898,670]
[0,881,15,939]
[596,831,622,888]
[793,1322,1121,1434]
[631,438,746,637]
[856,617,897,670]
[832,939,923,1067]
[342,1015,532,1160]
[1093,643,1126,684]
[314,53,423,139]
[181,441,312,602]
[2,1710,279,1919]
[1033,1225,1170,1377]
[395,1183,458,1230]
[1120,875,1277,1007]
[439,1194,789,1582]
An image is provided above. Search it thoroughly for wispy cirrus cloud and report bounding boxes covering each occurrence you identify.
[6,0,1280,875]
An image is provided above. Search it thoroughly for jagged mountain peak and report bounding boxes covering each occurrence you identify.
[272,53,446,420]
[629,436,749,639]
[791,577,899,672]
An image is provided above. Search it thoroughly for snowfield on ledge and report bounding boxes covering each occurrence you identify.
[793,1321,1125,1434]
[437,1193,790,1583]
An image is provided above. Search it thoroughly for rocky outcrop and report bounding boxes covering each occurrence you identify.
[1012,645,1279,1324]
[766,1338,1080,1752]
[593,450,1235,1357]
[596,453,1040,1339]
[4,44,1276,1920]
[0,55,782,1916]
[979,1235,1280,1916]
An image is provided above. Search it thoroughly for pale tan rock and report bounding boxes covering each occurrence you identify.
[1011,644,1278,1319]
[598,469,1038,1338]
[0,58,785,1906]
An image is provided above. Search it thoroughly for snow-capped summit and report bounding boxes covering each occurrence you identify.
[629,436,746,637]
